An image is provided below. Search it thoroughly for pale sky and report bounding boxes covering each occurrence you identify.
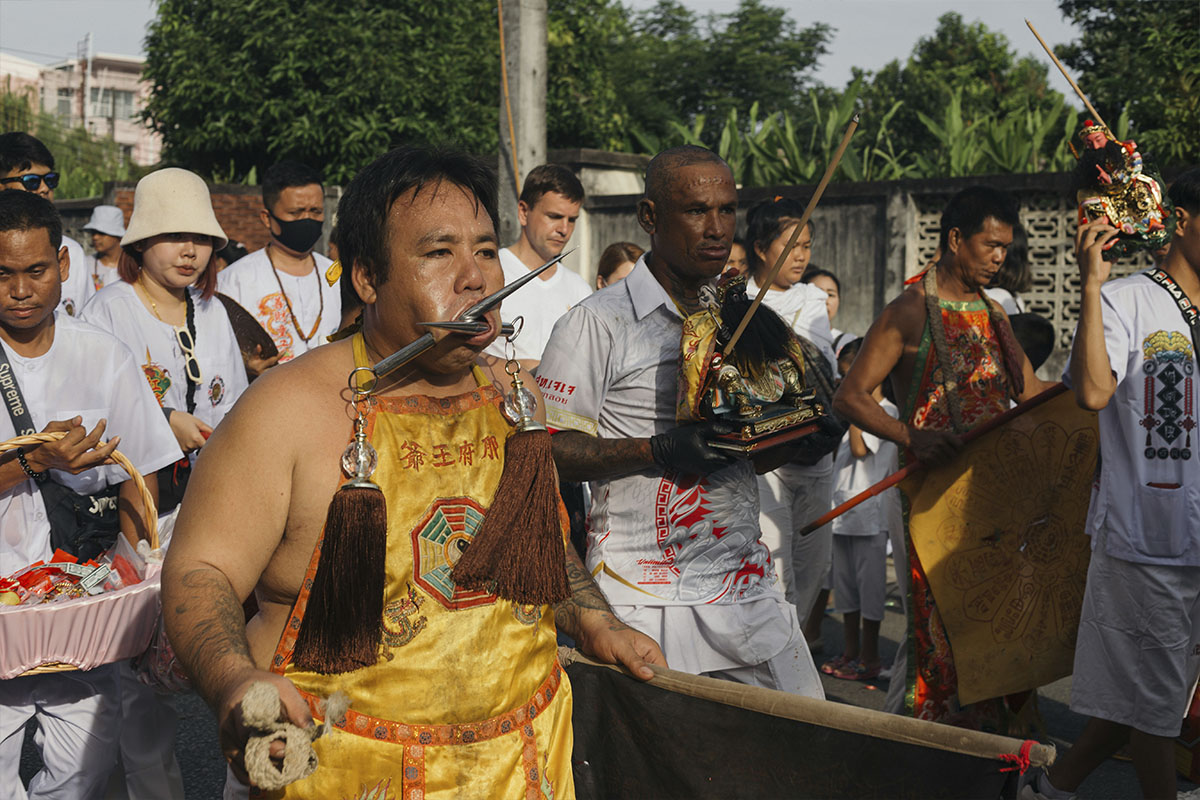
[0,0,1082,98]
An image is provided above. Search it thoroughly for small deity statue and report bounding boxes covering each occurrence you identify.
[676,273,835,455]
[1074,120,1175,260]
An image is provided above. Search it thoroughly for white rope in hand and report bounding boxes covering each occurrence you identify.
[241,682,350,791]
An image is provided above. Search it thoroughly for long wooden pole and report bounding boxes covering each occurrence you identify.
[562,649,1056,768]
[1025,19,1108,132]
[798,382,1070,535]
[721,114,859,356]
[497,0,521,199]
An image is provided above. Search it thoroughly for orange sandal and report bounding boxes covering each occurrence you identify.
[820,655,852,676]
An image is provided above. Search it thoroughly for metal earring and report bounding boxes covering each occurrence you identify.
[499,317,544,433]
[341,369,379,486]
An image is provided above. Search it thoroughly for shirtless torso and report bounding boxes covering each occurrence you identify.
[224,343,520,668]
[161,153,664,788]
[834,219,1048,463]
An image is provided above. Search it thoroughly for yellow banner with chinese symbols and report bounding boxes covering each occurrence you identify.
[903,390,1099,705]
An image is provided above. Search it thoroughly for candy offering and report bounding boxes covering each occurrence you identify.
[1,554,127,606]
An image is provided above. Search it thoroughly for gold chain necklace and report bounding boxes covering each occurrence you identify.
[137,275,182,324]
[266,247,323,343]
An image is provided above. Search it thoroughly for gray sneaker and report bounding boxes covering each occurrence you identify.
[1017,771,1076,800]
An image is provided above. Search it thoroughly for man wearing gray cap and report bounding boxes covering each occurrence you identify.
[81,204,126,291]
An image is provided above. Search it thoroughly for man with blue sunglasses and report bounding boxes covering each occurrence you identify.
[0,133,94,317]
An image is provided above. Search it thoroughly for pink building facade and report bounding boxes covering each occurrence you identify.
[1,50,162,167]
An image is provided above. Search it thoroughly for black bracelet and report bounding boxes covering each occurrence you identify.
[16,448,47,483]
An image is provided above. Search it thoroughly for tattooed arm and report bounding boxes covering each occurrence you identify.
[162,361,323,784]
[553,547,667,680]
[551,430,655,482]
[165,565,312,784]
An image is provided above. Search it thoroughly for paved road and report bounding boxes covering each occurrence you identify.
[19,561,1200,798]
[810,560,1200,800]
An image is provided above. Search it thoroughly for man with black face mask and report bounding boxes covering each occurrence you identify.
[219,161,340,366]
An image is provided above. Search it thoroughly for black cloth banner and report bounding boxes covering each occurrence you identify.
[567,661,1021,800]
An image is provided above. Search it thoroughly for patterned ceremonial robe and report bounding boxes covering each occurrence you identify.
[258,335,573,800]
[902,289,1014,731]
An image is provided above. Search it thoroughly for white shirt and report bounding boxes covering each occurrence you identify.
[984,286,1025,315]
[0,313,183,576]
[57,235,93,318]
[746,277,837,477]
[217,248,339,362]
[484,247,592,363]
[538,256,776,606]
[86,254,121,292]
[1063,271,1200,565]
[831,398,902,537]
[80,281,249,431]
[746,277,837,372]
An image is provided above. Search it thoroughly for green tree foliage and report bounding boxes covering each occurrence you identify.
[1057,0,1200,164]
[1,78,38,133]
[2,82,144,199]
[854,12,1067,172]
[143,0,502,183]
[639,13,1081,186]
[141,0,1194,189]
[613,0,831,147]
[545,0,631,152]
[142,0,830,181]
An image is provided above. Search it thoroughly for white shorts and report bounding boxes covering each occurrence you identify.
[0,666,120,800]
[1071,542,1200,737]
[830,533,888,621]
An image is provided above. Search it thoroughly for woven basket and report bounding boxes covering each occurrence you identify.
[0,431,160,677]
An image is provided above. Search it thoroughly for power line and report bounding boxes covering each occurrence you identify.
[0,45,72,62]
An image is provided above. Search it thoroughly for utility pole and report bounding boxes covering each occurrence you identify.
[497,0,547,247]
[77,32,92,131]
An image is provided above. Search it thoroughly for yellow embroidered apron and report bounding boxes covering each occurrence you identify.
[259,335,574,800]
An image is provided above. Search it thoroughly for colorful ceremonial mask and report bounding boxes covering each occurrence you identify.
[1073,119,1175,260]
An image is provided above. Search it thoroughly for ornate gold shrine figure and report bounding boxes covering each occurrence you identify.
[677,272,834,454]
[1074,119,1175,260]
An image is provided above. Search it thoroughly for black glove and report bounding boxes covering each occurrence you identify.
[650,420,739,475]
[788,414,847,466]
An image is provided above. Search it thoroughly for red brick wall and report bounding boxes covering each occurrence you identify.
[110,185,269,251]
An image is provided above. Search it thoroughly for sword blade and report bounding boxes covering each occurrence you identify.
[369,250,572,380]
[419,320,491,334]
[457,248,574,321]
[370,332,436,379]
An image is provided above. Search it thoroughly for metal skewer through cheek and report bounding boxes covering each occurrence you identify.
[360,248,574,387]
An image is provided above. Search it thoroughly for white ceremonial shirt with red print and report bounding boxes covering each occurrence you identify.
[539,258,824,694]
[217,247,340,362]
[538,256,776,606]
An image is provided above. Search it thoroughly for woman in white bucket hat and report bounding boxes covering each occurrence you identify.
[80,168,249,519]
[78,167,251,799]
[81,204,126,290]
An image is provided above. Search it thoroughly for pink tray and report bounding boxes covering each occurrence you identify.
[0,564,161,679]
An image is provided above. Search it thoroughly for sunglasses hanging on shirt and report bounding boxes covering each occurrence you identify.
[174,324,203,384]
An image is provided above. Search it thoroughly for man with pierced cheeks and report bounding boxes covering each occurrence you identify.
[162,146,663,799]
